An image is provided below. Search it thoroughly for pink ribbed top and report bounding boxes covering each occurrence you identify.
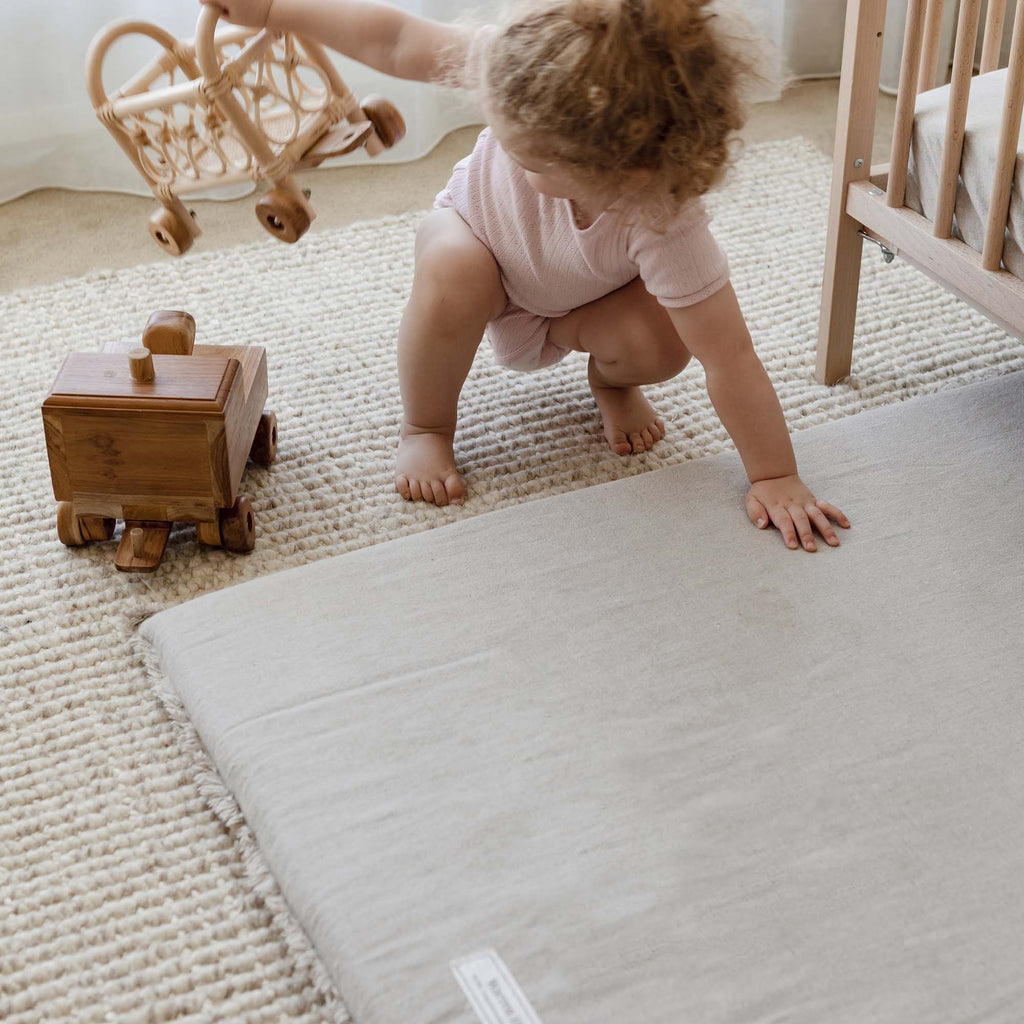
[435,126,730,319]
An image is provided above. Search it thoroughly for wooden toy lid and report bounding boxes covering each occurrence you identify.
[45,352,236,409]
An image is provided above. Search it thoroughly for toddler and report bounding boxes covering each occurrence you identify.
[205,0,850,552]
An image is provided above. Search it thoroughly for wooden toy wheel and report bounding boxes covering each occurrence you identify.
[359,95,406,149]
[56,503,85,546]
[58,504,119,547]
[79,516,116,542]
[250,410,278,466]
[219,494,256,553]
[255,190,311,244]
[148,206,194,256]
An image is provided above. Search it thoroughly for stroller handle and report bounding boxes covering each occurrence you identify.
[85,19,190,108]
[195,4,231,81]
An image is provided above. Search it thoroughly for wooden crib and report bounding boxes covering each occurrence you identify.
[817,0,1024,384]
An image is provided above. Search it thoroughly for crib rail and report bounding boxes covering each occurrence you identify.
[934,0,983,237]
[886,0,1024,266]
[886,0,929,208]
[817,0,1024,384]
[981,0,1009,71]
[984,4,1024,267]
[918,0,947,91]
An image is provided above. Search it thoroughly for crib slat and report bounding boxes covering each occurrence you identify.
[888,0,930,207]
[933,0,983,238]
[980,0,1008,73]
[918,0,946,93]
[817,0,888,385]
[982,1,1024,270]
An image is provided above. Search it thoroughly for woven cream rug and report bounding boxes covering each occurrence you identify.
[4,137,1024,1023]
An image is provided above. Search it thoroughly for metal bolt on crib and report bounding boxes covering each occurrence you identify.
[858,229,897,263]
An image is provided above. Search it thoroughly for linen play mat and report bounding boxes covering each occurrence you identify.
[144,370,1024,1024]
[4,136,1024,1023]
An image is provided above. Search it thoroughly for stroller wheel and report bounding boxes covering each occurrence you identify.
[255,190,311,244]
[148,206,194,256]
[359,95,406,149]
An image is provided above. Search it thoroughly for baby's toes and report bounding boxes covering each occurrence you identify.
[418,480,440,506]
[607,428,633,455]
[395,473,413,501]
[444,473,466,505]
[629,431,647,453]
[431,479,459,506]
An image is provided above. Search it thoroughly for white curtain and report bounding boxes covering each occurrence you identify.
[0,0,496,204]
[778,0,1022,92]
[777,0,960,91]
[0,0,785,203]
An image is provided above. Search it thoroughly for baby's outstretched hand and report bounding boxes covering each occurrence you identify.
[201,0,275,28]
[745,474,850,552]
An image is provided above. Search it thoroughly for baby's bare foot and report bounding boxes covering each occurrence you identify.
[395,426,466,506]
[589,379,666,455]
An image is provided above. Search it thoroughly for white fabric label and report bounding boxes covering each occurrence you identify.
[450,949,544,1024]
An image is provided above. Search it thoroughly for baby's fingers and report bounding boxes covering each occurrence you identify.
[816,500,851,530]
[745,493,770,529]
[807,505,841,547]
[787,505,817,551]
[766,506,800,550]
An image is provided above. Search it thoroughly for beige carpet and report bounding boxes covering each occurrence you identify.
[4,137,1023,1023]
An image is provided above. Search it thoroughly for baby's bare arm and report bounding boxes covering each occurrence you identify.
[669,285,796,482]
[668,285,850,551]
[201,0,471,82]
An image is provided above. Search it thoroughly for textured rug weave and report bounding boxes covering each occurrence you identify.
[3,137,1023,1023]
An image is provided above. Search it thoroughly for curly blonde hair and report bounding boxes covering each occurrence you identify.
[476,0,777,221]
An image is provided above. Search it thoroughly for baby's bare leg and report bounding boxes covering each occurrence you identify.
[396,208,507,505]
[547,277,691,454]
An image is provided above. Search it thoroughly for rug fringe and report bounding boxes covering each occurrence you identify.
[129,618,352,1024]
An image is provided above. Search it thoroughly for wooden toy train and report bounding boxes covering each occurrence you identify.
[42,311,275,573]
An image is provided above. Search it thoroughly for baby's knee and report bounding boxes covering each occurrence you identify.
[415,242,481,292]
[629,314,692,382]
[412,216,506,322]
[412,259,495,333]
[656,334,692,380]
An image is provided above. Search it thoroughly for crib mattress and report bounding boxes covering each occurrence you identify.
[141,372,1024,1024]
[907,67,1024,278]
